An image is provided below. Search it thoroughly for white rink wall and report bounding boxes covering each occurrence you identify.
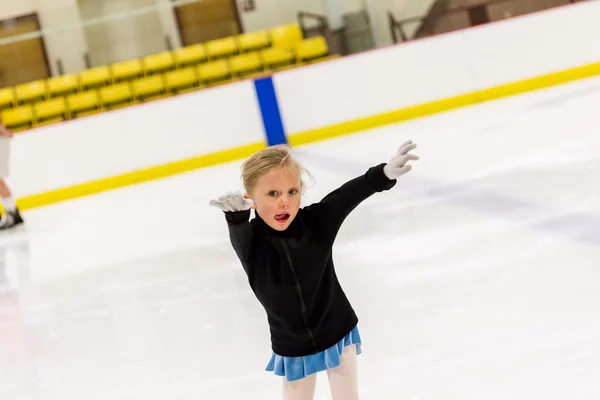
[274,32,475,134]
[275,1,600,134]
[9,81,266,197]
[8,0,600,199]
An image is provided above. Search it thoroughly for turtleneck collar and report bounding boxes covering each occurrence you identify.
[253,210,300,238]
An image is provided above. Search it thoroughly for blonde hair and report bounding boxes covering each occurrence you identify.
[241,144,312,194]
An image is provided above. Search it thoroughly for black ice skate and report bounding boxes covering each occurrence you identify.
[0,209,24,231]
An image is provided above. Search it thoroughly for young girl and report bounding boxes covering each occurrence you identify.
[210,140,418,399]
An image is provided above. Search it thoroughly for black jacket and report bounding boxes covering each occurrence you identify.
[223,163,397,357]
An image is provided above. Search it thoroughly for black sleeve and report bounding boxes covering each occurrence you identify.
[302,163,396,242]
[225,209,255,275]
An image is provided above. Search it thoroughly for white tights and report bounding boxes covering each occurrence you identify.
[282,344,359,400]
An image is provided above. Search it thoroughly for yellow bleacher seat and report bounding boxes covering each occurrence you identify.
[47,74,79,97]
[143,51,174,75]
[79,66,111,90]
[296,36,329,62]
[230,52,263,77]
[0,87,15,111]
[1,105,34,130]
[261,47,295,69]
[67,90,101,118]
[15,80,47,104]
[173,43,207,67]
[205,37,238,60]
[197,60,231,85]
[111,59,143,82]
[269,24,303,50]
[165,67,199,93]
[34,98,67,125]
[132,75,166,101]
[238,31,270,52]
[100,83,134,109]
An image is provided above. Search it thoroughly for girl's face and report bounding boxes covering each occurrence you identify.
[247,166,302,231]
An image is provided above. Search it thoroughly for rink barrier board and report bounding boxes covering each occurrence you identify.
[9,58,600,213]
[288,60,600,147]
[12,142,266,211]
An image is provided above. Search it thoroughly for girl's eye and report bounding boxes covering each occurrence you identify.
[289,189,298,195]
[269,191,278,196]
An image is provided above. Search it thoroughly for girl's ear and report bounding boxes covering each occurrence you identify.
[244,192,257,209]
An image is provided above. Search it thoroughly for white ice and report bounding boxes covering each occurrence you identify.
[2,75,600,400]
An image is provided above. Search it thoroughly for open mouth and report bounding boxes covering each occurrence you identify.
[274,213,290,223]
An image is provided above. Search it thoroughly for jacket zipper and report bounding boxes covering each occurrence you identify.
[279,238,317,350]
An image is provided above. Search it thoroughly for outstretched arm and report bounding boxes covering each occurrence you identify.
[302,141,418,241]
[210,192,255,274]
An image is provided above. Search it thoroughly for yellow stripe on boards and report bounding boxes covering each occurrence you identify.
[289,60,600,146]
[5,59,600,213]
[474,61,600,102]
[288,91,478,147]
[12,141,266,212]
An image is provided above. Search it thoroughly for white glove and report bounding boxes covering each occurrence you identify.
[383,140,419,180]
[209,191,254,212]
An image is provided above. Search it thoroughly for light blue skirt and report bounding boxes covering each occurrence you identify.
[265,326,362,382]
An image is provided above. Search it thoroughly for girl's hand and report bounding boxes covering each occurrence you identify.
[383,140,419,180]
[210,191,254,212]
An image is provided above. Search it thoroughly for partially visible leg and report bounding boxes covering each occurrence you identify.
[0,178,10,198]
[0,179,16,212]
[0,179,23,230]
[327,345,360,400]
[0,137,16,214]
[283,373,317,400]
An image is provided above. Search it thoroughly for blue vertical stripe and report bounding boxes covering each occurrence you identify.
[254,76,287,146]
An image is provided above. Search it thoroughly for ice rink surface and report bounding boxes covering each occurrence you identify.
[2,75,600,400]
